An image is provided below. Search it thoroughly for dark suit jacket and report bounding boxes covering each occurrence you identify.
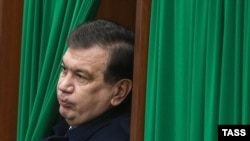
[42,101,131,141]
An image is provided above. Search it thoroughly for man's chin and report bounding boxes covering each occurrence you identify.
[59,107,73,119]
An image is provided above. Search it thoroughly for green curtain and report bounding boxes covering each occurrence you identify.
[17,0,101,140]
[145,0,250,141]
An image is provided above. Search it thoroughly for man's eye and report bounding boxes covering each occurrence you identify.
[76,74,89,84]
[77,74,85,79]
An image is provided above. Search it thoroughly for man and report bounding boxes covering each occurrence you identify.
[43,19,134,141]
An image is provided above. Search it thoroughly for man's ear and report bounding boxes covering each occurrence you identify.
[111,79,132,106]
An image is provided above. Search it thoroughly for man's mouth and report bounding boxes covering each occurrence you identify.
[58,99,73,108]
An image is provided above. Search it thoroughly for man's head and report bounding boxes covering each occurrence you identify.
[57,19,134,127]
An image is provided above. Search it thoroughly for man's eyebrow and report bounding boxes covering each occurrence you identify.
[74,68,90,74]
[74,68,93,79]
[61,59,92,78]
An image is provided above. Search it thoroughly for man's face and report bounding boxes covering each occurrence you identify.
[57,46,113,127]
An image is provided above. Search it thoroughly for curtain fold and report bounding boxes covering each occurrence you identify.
[17,1,101,141]
[145,0,250,141]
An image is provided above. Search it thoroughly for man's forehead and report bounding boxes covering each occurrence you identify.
[64,46,108,58]
[62,47,110,70]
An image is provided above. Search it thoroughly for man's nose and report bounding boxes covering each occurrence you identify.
[58,74,74,94]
